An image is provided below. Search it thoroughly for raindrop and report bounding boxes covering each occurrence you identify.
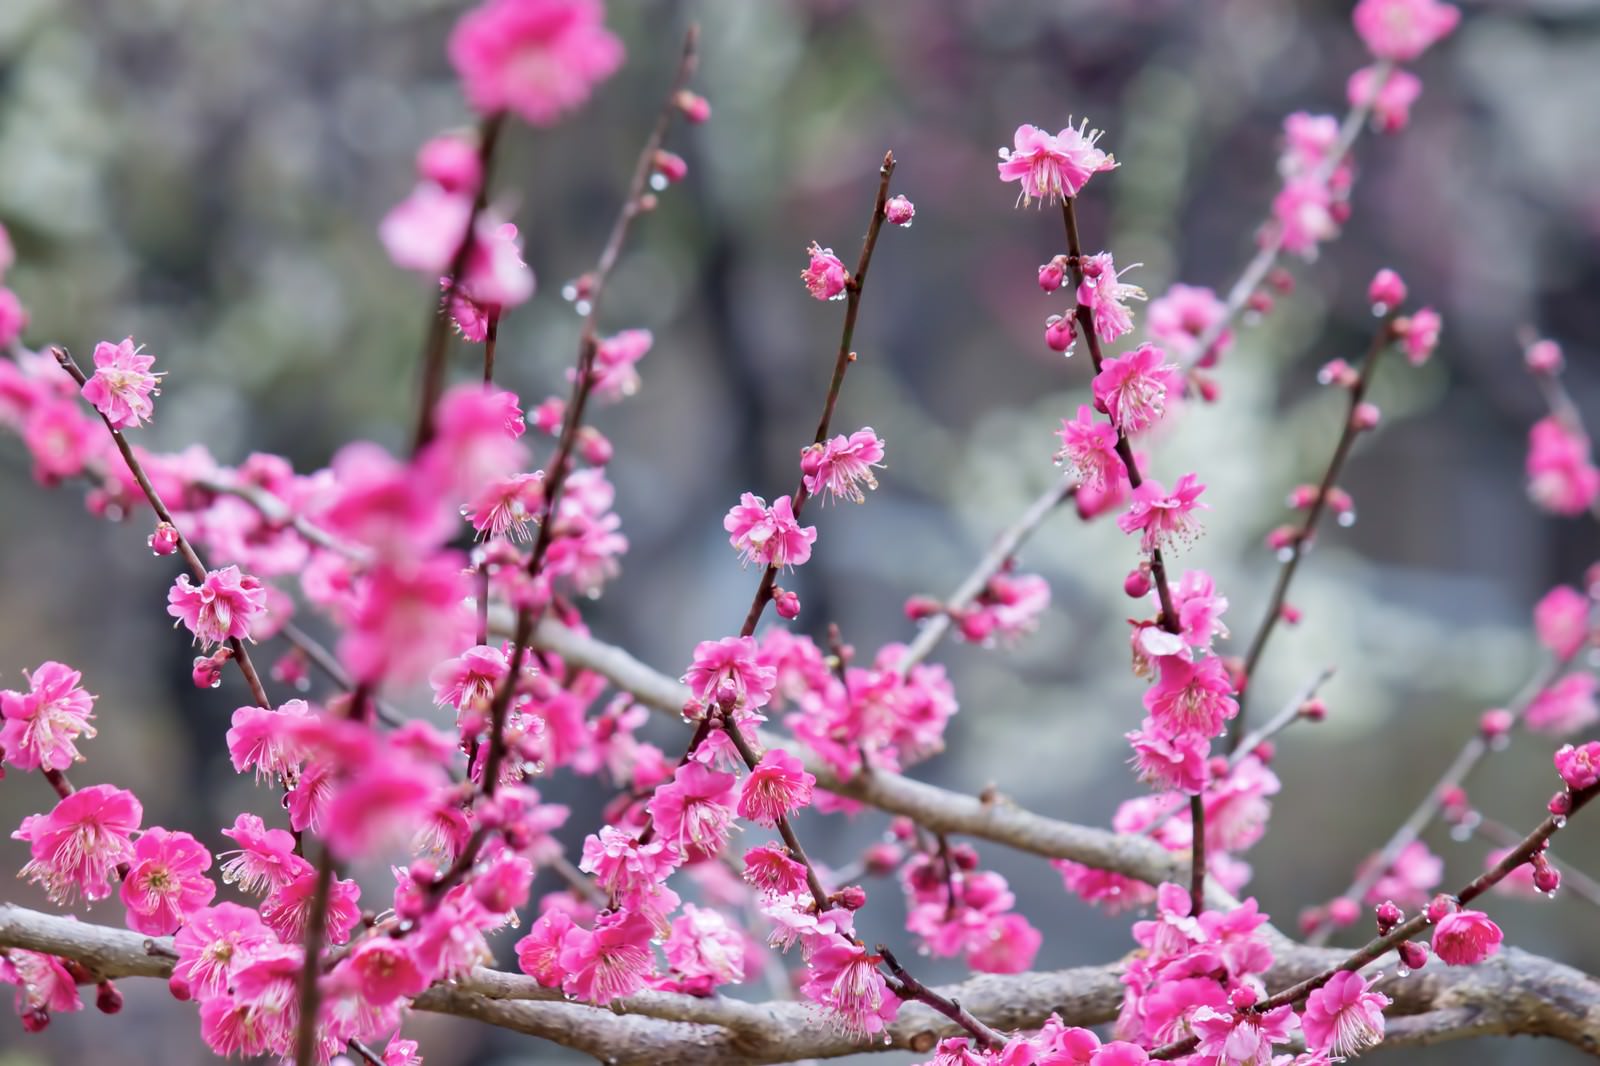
[1372,302,1390,317]
[1336,510,1357,528]
[561,283,579,302]
[1275,546,1295,563]
[1553,815,1568,829]
[1449,823,1473,843]
[649,173,668,192]
[294,677,311,693]
[900,221,913,229]
[210,677,222,689]
[575,299,593,316]
[105,504,125,522]
[1545,889,1559,899]
[1395,965,1410,978]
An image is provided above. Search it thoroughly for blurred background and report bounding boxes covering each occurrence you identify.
[1,0,1597,1063]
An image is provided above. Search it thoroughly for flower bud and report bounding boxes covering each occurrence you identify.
[1300,698,1327,722]
[1479,708,1514,740]
[1367,268,1407,313]
[884,195,915,227]
[950,843,980,870]
[1549,790,1573,817]
[863,841,904,877]
[774,587,801,620]
[1279,603,1302,625]
[1247,291,1274,316]
[417,134,483,195]
[1376,900,1403,934]
[1123,569,1152,598]
[1525,339,1563,375]
[1038,258,1066,292]
[675,90,711,123]
[577,426,614,466]
[148,521,179,556]
[168,974,192,1001]
[1267,267,1296,294]
[1327,896,1360,927]
[652,150,689,185]
[95,981,123,1014]
[834,884,868,910]
[1317,358,1359,388]
[904,595,942,621]
[1228,985,1258,1010]
[191,649,232,689]
[1397,940,1429,970]
[1425,894,1458,923]
[1045,313,1077,354]
[1532,857,1561,894]
[1351,402,1381,431]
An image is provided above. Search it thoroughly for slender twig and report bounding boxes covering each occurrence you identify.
[1309,656,1564,946]
[1473,814,1600,910]
[428,29,700,904]
[895,480,1079,676]
[51,347,272,711]
[1228,319,1395,751]
[412,112,508,452]
[293,851,338,1066]
[348,1041,385,1066]
[737,150,897,640]
[1181,61,1396,369]
[722,720,831,912]
[279,622,407,730]
[1187,793,1206,916]
[878,946,1005,1049]
[191,475,369,562]
[1060,199,1179,634]
[1151,780,1600,1060]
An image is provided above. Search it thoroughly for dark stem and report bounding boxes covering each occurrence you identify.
[292,851,337,1066]
[412,112,508,453]
[1188,793,1206,916]
[1058,200,1178,633]
[878,946,1004,1049]
[52,346,272,711]
[722,722,831,912]
[1229,318,1395,750]
[737,150,897,639]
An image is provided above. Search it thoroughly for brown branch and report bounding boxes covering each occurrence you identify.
[51,347,271,711]
[412,112,508,452]
[5,904,1598,1063]
[1229,319,1394,751]
[879,945,1005,1049]
[737,149,897,640]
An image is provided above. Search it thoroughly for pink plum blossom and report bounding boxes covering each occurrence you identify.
[1353,0,1461,61]
[1117,473,1208,552]
[14,784,142,903]
[724,492,817,570]
[1,661,96,772]
[449,0,624,126]
[559,910,655,1004]
[1301,970,1389,1057]
[801,243,849,301]
[1077,252,1145,344]
[737,747,815,826]
[801,427,885,504]
[79,337,162,430]
[1056,405,1125,490]
[119,827,217,936]
[167,566,268,650]
[1092,343,1176,435]
[1524,674,1598,736]
[1526,416,1600,517]
[997,122,1117,205]
[1432,908,1502,965]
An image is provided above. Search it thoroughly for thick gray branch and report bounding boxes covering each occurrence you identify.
[4,904,1596,1064]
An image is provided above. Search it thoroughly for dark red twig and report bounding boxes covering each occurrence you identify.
[878,945,1005,1049]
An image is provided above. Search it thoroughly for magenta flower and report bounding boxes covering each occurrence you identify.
[800,936,901,1038]
[646,761,738,854]
[743,842,810,897]
[1432,908,1502,965]
[119,827,217,936]
[1399,307,1442,366]
[966,911,1042,975]
[1143,655,1238,741]
[737,747,815,826]
[338,556,470,686]
[167,565,268,651]
[997,121,1117,206]
[683,635,776,714]
[14,784,142,903]
[260,867,361,946]
[664,903,746,989]
[1077,252,1146,344]
[1524,674,1598,737]
[1301,970,1389,1057]
[458,219,536,310]
[1272,177,1338,259]
[448,0,623,126]
[884,194,915,227]
[1555,742,1600,792]
[559,910,655,1004]
[1147,283,1233,368]
[1534,585,1591,662]
[23,400,97,484]
[1127,720,1210,794]
[380,182,472,274]
[1353,0,1460,62]
[2,949,84,1026]
[1526,416,1600,517]
[579,824,682,902]
[802,427,885,504]
[724,491,817,570]
[346,937,429,1006]
[429,644,511,712]
[0,287,27,348]
[323,756,450,861]
[1117,473,1208,553]
[0,661,96,772]
[1056,405,1125,491]
[1093,343,1176,436]
[218,812,310,896]
[1349,65,1423,134]
[515,909,575,988]
[586,328,654,402]
[79,337,162,430]
[1190,1004,1297,1064]
[801,242,849,301]
[1358,839,1443,908]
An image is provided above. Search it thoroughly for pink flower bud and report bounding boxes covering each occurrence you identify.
[1300,698,1327,722]
[1525,339,1563,375]
[1554,741,1600,791]
[950,843,980,870]
[1397,940,1430,971]
[577,425,614,466]
[20,1008,49,1033]
[904,595,942,621]
[1376,899,1403,933]
[1298,906,1325,937]
[1038,259,1066,292]
[1247,291,1273,316]
[1045,313,1077,353]
[675,90,711,123]
[801,242,849,301]
[1325,487,1354,515]
[1479,708,1514,740]
[417,134,483,195]
[270,648,308,690]
[1193,374,1220,403]
[1288,484,1319,509]
[148,521,179,556]
[1266,525,1299,553]
[95,981,123,1014]
[1268,267,1296,294]
[1425,894,1458,923]
[1532,857,1561,893]
[1124,569,1151,598]
[653,150,689,185]
[191,649,231,689]
[834,884,868,910]
[1351,402,1381,430]
[1550,790,1573,817]
[890,817,917,841]
[168,974,192,1001]
[1228,985,1258,1010]
[957,608,994,644]
[884,195,915,227]
[1368,268,1407,313]
[1317,358,1358,387]
[1279,603,1302,625]
[863,841,903,876]
[1327,896,1360,927]
[774,587,801,620]
[1330,200,1353,225]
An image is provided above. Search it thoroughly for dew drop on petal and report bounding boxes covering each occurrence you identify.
[1553,815,1568,829]
[1395,965,1409,978]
